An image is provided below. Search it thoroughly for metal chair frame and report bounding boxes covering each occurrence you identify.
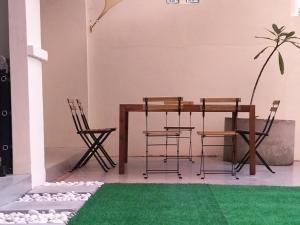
[76,99,116,168]
[67,99,116,172]
[164,111,195,162]
[143,97,183,179]
[235,100,280,173]
[197,98,240,179]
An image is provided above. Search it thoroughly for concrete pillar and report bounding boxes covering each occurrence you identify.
[8,0,48,187]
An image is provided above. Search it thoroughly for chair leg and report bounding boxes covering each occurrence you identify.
[189,130,194,163]
[96,132,117,166]
[176,136,182,179]
[74,147,108,172]
[231,136,239,179]
[79,148,98,168]
[79,146,110,171]
[143,136,149,179]
[164,136,168,163]
[93,153,108,172]
[256,151,275,173]
[236,155,249,172]
[197,137,205,179]
[94,151,110,170]
[99,145,116,167]
[70,149,92,171]
[237,152,275,173]
[235,151,250,171]
[79,145,110,169]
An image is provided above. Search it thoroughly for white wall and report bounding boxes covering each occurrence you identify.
[41,0,89,151]
[0,0,9,57]
[86,0,300,159]
[9,0,46,187]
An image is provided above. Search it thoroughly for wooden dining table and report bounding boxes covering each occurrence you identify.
[119,104,256,175]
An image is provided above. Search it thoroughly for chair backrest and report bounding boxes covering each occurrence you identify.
[165,101,194,128]
[67,98,85,133]
[143,97,183,114]
[143,97,183,131]
[200,98,241,131]
[261,100,280,135]
[76,99,90,130]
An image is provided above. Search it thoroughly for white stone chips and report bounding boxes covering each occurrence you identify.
[44,181,104,187]
[0,210,72,224]
[0,181,104,224]
[18,192,92,202]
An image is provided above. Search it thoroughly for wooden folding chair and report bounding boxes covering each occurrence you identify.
[76,99,116,168]
[235,100,280,173]
[143,97,183,179]
[164,101,195,163]
[67,99,116,172]
[197,98,240,179]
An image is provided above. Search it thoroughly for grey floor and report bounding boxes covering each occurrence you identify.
[62,156,300,186]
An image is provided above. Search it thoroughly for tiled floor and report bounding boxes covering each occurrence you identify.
[62,156,300,186]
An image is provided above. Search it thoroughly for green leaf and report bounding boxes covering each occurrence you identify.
[272,24,281,34]
[255,36,275,41]
[279,26,286,32]
[279,32,288,37]
[289,36,300,40]
[265,28,276,36]
[287,40,300,44]
[286,31,295,38]
[289,41,300,49]
[278,52,284,74]
[254,47,271,59]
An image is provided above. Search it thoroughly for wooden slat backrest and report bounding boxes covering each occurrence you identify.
[270,107,278,112]
[145,104,183,111]
[200,98,241,103]
[76,99,83,111]
[201,98,240,119]
[67,99,77,110]
[143,97,183,112]
[143,97,183,102]
[164,100,194,105]
[270,100,280,112]
[261,100,281,136]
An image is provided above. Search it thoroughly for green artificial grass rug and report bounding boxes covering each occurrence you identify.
[67,184,300,225]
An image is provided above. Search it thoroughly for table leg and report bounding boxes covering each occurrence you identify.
[119,105,127,174]
[125,111,129,163]
[232,112,237,165]
[249,105,256,175]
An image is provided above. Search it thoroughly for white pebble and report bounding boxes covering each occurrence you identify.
[49,209,56,214]
[28,209,39,215]
[0,210,73,224]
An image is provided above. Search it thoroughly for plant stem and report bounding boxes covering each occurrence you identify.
[250,45,278,105]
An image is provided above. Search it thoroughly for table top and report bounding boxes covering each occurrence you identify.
[120,104,253,113]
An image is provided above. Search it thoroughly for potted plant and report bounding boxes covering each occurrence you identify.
[224,24,299,165]
[250,24,300,105]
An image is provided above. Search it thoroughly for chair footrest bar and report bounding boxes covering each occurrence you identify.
[167,136,191,139]
[148,144,177,146]
[164,156,192,159]
[202,170,235,174]
[203,144,233,147]
[146,170,179,173]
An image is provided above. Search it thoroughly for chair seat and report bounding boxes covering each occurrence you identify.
[236,129,268,136]
[143,130,180,136]
[164,126,195,131]
[79,128,116,134]
[197,130,237,137]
